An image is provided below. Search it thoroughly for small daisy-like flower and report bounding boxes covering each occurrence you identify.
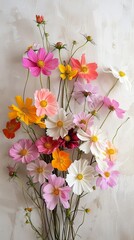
[27,160,53,184]
[46,108,74,140]
[52,149,71,171]
[34,88,58,117]
[3,119,21,139]
[9,139,39,163]
[66,159,94,195]
[59,64,77,80]
[35,136,59,155]
[71,54,98,82]
[96,160,119,189]
[103,141,118,161]
[22,48,58,77]
[42,174,71,210]
[103,97,125,119]
[59,128,79,149]
[73,112,94,130]
[72,79,102,106]
[77,127,107,157]
[109,66,131,91]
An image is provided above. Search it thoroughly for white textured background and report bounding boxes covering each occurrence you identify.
[0,0,134,239]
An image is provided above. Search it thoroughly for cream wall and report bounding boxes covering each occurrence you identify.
[0,0,134,239]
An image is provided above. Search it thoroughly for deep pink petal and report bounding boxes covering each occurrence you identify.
[29,67,41,77]
[45,59,59,69]
[22,58,36,68]
[37,48,47,60]
[71,58,81,69]
[27,49,38,62]
[81,54,86,65]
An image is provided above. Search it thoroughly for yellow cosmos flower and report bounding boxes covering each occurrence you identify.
[8,96,44,125]
[59,64,77,80]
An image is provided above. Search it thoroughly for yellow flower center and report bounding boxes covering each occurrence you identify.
[80,119,86,124]
[44,142,52,149]
[37,60,45,68]
[64,135,71,142]
[107,148,115,155]
[53,188,59,195]
[36,167,44,173]
[81,65,88,73]
[40,100,48,108]
[21,107,29,114]
[104,171,110,178]
[91,135,98,142]
[76,174,83,180]
[57,120,63,127]
[119,71,126,77]
[19,149,28,156]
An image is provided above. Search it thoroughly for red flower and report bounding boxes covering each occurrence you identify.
[59,129,79,149]
[3,119,21,139]
[36,15,44,24]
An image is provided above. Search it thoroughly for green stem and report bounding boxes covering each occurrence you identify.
[40,74,43,88]
[23,70,29,101]
[61,80,65,108]
[57,78,62,102]
[99,110,111,129]
[47,76,50,90]
[68,41,88,63]
[38,25,45,48]
[75,211,85,238]
[112,117,130,144]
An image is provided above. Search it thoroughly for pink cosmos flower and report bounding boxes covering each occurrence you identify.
[22,48,58,77]
[34,88,58,117]
[9,139,39,163]
[72,79,102,107]
[35,136,59,154]
[59,128,79,149]
[103,97,125,119]
[42,174,71,210]
[96,160,119,189]
[27,160,53,184]
[71,54,98,82]
[73,112,94,130]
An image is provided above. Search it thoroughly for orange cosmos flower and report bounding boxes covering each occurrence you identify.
[52,149,71,171]
[3,119,21,139]
[71,54,98,82]
[8,96,44,125]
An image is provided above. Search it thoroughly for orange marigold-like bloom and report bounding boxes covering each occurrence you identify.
[3,119,21,139]
[8,96,44,125]
[52,149,71,171]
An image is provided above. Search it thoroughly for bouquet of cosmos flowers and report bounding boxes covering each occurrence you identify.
[3,15,130,240]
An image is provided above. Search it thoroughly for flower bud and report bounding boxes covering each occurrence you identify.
[36,15,44,24]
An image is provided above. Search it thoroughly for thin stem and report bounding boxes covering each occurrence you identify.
[23,70,29,101]
[75,211,85,238]
[99,110,111,129]
[112,117,130,144]
[61,80,65,108]
[65,79,72,112]
[47,76,50,90]
[40,74,43,89]
[57,78,62,102]
[38,25,45,48]
[58,49,62,63]
[68,41,88,63]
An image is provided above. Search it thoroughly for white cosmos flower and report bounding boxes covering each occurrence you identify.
[46,108,74,140]
[77,127,107,157]
[66,159,94,195]
[106,66,131,91]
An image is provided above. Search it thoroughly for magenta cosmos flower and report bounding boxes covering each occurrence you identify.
[103,97,125,119]
[96,160,119,190]
[42,174,71,210]
[34,88,59,117]
[22,48,58,77]
[27,160,53,184]
[9,139,39,163]
[35,136,59,154]
[71,54,98,82]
